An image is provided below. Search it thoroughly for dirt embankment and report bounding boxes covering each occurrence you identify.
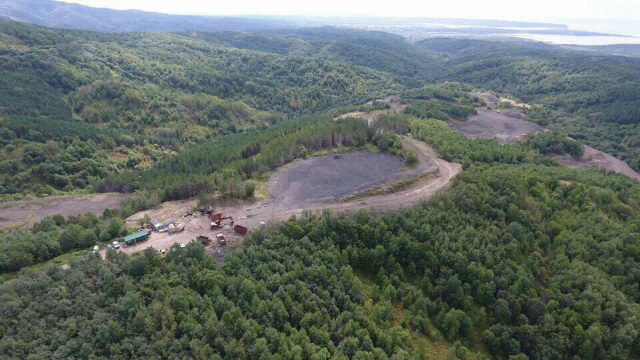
[0,193,128,228]
[552,145,640,181]
[121,136,461,256]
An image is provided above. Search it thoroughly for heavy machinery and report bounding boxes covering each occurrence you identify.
[210,213,234,229]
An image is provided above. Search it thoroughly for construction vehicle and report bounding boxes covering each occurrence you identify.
[234,225,248,235]
[197,235,212,245]
[216,234,226,245]
[210,213,234,229]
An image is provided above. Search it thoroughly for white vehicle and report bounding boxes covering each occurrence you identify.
[179,243,186,248]
[112,241,121,249]
[92,245,99,253]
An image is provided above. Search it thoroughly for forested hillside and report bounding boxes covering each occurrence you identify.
[0,20,397,199]
[0,0,294,32]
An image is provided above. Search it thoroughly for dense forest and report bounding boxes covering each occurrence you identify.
[0,20,398,199]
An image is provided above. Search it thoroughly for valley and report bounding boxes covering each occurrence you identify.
[0,13,639,360]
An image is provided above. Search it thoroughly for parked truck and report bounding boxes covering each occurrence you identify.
[216,234,226,245]
[197,235,212,245]
[234,225,248,235]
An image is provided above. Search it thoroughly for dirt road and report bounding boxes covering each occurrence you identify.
[0,193,128,228]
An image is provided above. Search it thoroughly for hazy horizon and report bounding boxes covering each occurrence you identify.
[56,0,640,36]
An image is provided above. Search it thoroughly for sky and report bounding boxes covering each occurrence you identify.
[58,0,640,36]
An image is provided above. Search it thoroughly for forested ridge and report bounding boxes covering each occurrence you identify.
[0,20,397,199]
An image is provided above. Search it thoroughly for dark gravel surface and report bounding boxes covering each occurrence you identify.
[269,151,429,206]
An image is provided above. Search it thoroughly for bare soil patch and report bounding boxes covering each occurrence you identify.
[267,151,433,207]
[552,145,640,181]
[449,108,544,144]
[0,193,128,228]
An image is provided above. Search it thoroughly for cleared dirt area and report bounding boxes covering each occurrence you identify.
[449,108,545,144]
[474,92,530,109]
[267,151,434,206]
[0,193,128,228]
[121,136,460,256]
[552,145,640,181]
[339,95,407,126]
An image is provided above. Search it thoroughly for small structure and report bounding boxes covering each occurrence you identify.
[123,230,150,246]
[151,219,176,232]
[150,220,163,231]
[259,221,266,229]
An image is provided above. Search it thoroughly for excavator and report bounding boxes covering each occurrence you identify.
[210,213,234,229]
